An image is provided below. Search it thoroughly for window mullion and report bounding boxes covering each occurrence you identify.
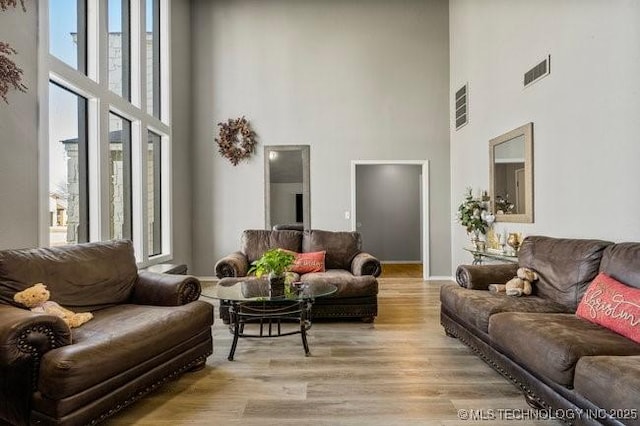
[38,1,51,246]
[49,57,101,100]
[153,0,161,119]
[88,99,108,242]
[121,0,131,100]
[160,0,170,124]
[146,116,170,135]
[94,0,110,241]
[160,133,171,256]
[86,0,100,82]
[132,120,147,262]
[131,0,144,110]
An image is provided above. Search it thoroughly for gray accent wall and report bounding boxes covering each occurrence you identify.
[356,164,422,262]
[191,0,451,276]
[0,4,39,249]
[450,0,640,270]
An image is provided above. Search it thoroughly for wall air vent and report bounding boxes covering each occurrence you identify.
[454,83,468,130]
[524,55,551,88]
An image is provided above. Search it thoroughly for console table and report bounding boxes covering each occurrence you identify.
[463,247,518,265]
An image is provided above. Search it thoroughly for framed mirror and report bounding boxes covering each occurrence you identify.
[264,145,310,230]
[489,122,533,223]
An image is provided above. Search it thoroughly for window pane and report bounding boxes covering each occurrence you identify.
[147,131,162,255]
[49,82,88,246]
[49,0,87,74]
[146,0,160,118]
[108,0,131,100]
[109,113,132,240]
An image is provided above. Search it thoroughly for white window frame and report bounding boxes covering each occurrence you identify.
[38,0,173,267]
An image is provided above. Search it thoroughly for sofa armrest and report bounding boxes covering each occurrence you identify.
[132,271,201,306]
[0,304,71,365]
[351,252,382,277]
[455,263,519,290]
[0,305,71,425]
[215,251,249,278]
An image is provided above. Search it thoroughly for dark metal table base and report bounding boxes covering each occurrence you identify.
[226,299,314,361]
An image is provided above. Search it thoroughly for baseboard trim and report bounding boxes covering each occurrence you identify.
[427,275,454,281]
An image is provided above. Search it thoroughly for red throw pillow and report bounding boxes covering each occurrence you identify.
[576,272,640,343]
[290,251,326,274]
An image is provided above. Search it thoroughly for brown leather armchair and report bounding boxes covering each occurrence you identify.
[0,240,214,426]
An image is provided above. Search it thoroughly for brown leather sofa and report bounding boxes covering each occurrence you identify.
[214,229,381,321]
[441,236,640,426]
[0,240,214,426]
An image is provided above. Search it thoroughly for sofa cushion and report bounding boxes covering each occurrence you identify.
[0,240,138,311]
[303,230,361,270]
[574,356,640,426]
[440,283,570,333]
[301,270,378,298]
[290,251,326,274]
[489,312,640,387]
[518,236,612,311]
[241,230,303,263]
[576,272,640,343]
[37,301,214,400]
[599,243,640,290]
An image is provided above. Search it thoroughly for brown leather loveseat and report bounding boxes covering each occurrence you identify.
[441,236,640,426]
[215,229,381,321]
[0,240,214,426]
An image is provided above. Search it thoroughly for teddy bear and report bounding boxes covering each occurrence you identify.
[489,267,539,297]
[13,283,93,328]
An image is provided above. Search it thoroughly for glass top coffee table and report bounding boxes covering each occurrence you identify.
[204,280,337,361]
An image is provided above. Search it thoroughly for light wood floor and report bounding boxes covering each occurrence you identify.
[381,263,423,278]
[108,279,560,425]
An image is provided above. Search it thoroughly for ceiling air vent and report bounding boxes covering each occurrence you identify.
[455,83,468,130]
[524,55,551,88]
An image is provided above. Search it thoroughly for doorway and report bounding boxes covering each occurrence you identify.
[350,161,430,280]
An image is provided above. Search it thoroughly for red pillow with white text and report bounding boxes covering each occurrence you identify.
[576,272,640,343]
[290,251,326,274]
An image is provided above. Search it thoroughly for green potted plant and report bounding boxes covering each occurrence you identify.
[248,248,296,296]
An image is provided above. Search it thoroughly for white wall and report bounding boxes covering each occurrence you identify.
[170,0,194,268]
[191,0,451,276]
[450,0,640,270]
[0,3,39,249]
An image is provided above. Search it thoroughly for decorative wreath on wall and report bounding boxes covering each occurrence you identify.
[215,116,257,166]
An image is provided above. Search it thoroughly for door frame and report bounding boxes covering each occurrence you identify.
[350,160,430,280]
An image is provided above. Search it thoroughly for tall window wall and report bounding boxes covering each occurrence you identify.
[45,0,170,265]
